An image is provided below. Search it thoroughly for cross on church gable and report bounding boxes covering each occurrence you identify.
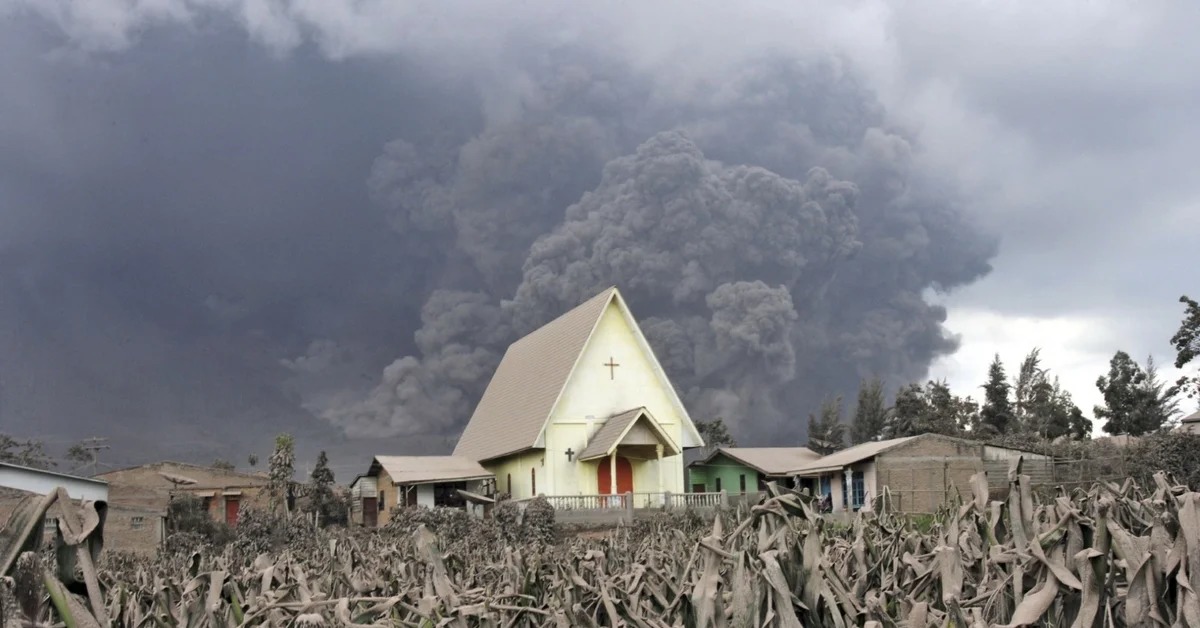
[603,356,620,380]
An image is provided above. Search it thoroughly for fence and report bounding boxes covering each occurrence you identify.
[518,491,731,514]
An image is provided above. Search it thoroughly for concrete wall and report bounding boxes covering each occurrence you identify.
[485,450,544,500]
[874,434,985,513]
[544,300,691,496]
[0,464,108,502]
[687,455,762,494]
[104,505,166,556]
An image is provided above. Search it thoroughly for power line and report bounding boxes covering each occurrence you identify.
[74,437,110,477]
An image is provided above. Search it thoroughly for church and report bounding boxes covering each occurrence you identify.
[452,286,705,500]
[352,286,706,520]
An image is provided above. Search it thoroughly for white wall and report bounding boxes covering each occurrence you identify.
[0,464,108,502]
[545,301,690,496]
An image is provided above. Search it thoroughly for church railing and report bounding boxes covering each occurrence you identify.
[536,494,630,510]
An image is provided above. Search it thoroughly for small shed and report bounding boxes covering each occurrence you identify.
[365,456,494,526]
[687,447,820,494]
[1177,410,1200,435]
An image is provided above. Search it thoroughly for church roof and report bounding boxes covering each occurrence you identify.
[453,287,619,462]
[578,407,681,461]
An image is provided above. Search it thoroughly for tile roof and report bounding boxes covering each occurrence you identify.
[577,407,680,461]
[452,287,618,462]
[370,456,493,486]
[788,436,919,476]
[693,447,821,476]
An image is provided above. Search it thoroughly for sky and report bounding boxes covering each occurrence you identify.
[1,1,1198,471]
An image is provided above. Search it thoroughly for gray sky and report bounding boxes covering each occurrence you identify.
[1,0,1197,471]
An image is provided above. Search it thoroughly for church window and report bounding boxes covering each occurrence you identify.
[531,468,537,495]
[715,477,722,492]
[739,474,746,494]
[506,474,512,496]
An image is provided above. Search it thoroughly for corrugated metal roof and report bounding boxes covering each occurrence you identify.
[788,436,918,476]
[694,447,821,476]
[371,456,493,486]
[452,288,618,462]
[1182,409,1200,423]
[577,407,680,460]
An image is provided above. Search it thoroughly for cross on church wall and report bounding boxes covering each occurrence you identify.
[603,356,620,380]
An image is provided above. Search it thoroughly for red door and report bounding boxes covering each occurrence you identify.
[597,457,633,495]
[225,497,240,526]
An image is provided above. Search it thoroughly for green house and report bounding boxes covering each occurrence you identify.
[686,447,820,494]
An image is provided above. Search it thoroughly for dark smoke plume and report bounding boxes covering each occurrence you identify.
[0,11,995,461]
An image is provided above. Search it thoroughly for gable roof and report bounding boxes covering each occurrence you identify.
[453,286,702,462]
[97,460,269,482]
[1182,410,1200,423]
[578,407,681,461]
[789,436,919,476]
[368,456,493,486]
[692,447,821,476]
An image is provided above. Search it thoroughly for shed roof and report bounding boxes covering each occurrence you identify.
[0,462,108,488]
[577,407,680,461]
[368,456,492,486]
[789,436,918,476]
[693,447,821,476]
[1182,409,1200,423]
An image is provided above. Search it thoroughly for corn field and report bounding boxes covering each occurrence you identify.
[4,462,1200,626]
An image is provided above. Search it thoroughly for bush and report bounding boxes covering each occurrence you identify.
[522,496,556,545]
[226,508,318,558]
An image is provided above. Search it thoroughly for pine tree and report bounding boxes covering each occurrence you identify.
[850,378,889,444]
[884,383,927,439]
[979,354,1014,436]
[807,397,847,455]
[308,450,340,526]
[1171,295,1200,400]
[1012,348,1045,432]
[695,418,736,455]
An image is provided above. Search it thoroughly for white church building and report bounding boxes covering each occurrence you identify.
[453,286,706,504]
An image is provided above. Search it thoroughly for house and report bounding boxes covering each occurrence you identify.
[356,456,494,527]
[687,447,819,495]
[1177,410,1200,434]
[97,461,271,545]
[787,434,1054,514]
[453,286,705,504]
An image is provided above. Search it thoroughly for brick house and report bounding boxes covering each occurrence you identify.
[96,461,272,553]
[788,434,1053,514]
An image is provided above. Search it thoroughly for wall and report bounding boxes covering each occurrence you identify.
[98,462,270,516]
[874,435,984,513]
[687,455,761,494]
[374,466,396,525]
[485,450,545,500]
[104,505,166,556]
[544,301,694,496]
[0,464,108,502]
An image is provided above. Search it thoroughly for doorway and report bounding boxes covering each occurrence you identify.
[597,456,634,495]
[224,497,240,526]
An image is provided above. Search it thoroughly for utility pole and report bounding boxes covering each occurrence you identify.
[77,437,110,476]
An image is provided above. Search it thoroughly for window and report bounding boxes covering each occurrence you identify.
[819,476,832,497]
[531,468,537,496]
[507,474,512,496]
[840,472,866,510]
[201,497,213,514]
[715,477,722,492]
[131,516,144,529]
[378,491,385,511]
[739,474,746,494]
[434,482,467,508]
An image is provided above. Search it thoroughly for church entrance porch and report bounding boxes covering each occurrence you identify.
[597,455,633,495]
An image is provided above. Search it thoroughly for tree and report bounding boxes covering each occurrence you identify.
[923,380,973,436]
[211,458,236,471]
[979,354,1014,436]
[1095,351,1178,436]
[1171,295,1200,400]
[1012,348,1045,432]
[65,443,93,470]
[807,397,847,455]
[695,418,736,455]
[268,433,296,514]
[0,434,54,469]
[884,383,926,439]
[307,451,342,526]
[850,377,889,444]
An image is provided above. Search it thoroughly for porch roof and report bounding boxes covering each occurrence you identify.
[369,456,493,486]
[578,407,681,461]
[788,436,918,476]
